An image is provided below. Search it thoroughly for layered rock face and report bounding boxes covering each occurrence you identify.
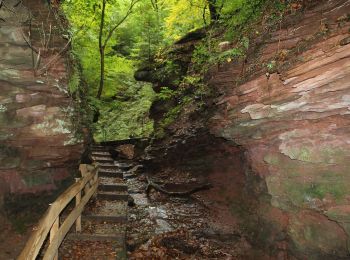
[0,0,84,208]
[209,0,350,258]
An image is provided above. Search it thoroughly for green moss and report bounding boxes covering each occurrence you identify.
[284,177,347,206]
[161,105,182,127]
[23,172,52,188]
[312,183,346,201]
[0,145,20,169]
[264,153,280,165]
[283,146,312,162]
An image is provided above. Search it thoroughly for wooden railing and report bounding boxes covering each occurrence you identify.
[18,164,99,260]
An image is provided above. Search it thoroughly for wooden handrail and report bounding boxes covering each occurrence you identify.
[18,164,99,260]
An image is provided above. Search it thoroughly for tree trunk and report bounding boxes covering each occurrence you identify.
[97,46,105,99]
[207,0,220,22]
[97,0,106,99]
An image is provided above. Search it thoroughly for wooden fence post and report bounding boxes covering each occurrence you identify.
[50,216,59,260]
[19,164,98,260]
[93,169,99,198]
[75,178,82,233]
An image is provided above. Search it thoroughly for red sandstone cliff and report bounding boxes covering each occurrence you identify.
[0,0,85,208]
[145,0,350,258]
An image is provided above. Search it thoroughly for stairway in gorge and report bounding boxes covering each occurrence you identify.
[59,145,135,259]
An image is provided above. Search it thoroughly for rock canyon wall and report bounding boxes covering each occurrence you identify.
[208,0,350,258]
[0,0,84,209]
[144,0,350,258]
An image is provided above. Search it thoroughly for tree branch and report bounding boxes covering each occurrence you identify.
[102,0,140,47]
[35,38,71,76]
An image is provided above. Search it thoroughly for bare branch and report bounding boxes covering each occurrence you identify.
[35,38,71,76]
[34,49,41,71]
[21,30,39,54]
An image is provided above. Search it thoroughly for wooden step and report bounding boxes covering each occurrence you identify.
[99,176,124,185]
[91,147,108,152]
[91,151,110,156]
[98,170,123,178]
[84,200,127,217]
[98,164,120,170]
[66,233,125,243]
[123,173,137,179]
[94,158,115,164]
[92,155,113,161]
[97,192,129,201]
[99,184,128,192]
[60,238,125,259]
[84,215,127,224]
[80,219,127,233]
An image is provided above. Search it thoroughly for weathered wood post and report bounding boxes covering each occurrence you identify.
[50,216,59,260]
[75,178,82,232]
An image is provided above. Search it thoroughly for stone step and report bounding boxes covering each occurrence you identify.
[99,170,123,178]
[99,184,128,192]
[98,192,129,201]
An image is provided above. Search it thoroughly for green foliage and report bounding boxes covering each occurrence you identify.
[62,0,290,141]
[182,75,201,86]
[68,66,81,94]
[62,0,158,140]
[93,83,155,141]
[192,42,211,65]
[220,0,268,40]
[155,60,182,84]
[192,36,248,72]
[156,87,176,101]
[165,0,209,41]
[161,105,182,127]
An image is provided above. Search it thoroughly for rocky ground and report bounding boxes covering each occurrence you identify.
[126,166,262,259]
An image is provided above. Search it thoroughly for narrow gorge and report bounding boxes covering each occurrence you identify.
[1,0,350,259]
